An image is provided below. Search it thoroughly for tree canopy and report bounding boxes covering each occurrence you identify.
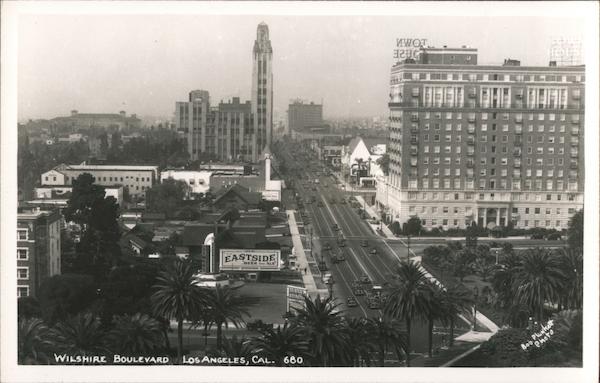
[145,178,190,219]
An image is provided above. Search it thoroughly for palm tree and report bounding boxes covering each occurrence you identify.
[106,313,165,356]
[491,252,521,310]
[365,316,407,366]
[150,259,208,363]
[558,249,583,310]
[18,317,51,364]
[218,335,256,365]
[515,248,567,322]
[292,295,350,366]
[344,317,376,366]
[384,260,433,367]
[249,323,309,366]
[207,286,249,350]
[436,284,473,347]
[49,313,110,358]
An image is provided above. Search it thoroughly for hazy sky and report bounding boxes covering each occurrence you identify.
[18,12,586,121]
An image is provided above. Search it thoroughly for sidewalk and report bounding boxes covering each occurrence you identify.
[287,210,328,299]
[411,255,499,343]
[354,195,395,239]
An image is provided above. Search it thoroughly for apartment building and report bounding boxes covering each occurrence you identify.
[376,47,584,230]
[17,208,62,298]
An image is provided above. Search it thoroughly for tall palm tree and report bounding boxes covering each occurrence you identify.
[436,284,473,347]
[207,286,249,350]
[491,252,522,309]
[344,317,376,366]
[384,260,433,367]
[292,295,350,366]
[515,248,567,322]
[106,313,165,356]
[558,249,583,310]
[365,316,407,366]
[49,313,110,359]
[249,323,309,366]
[425,285,444,358]
[150,259,208,363]
[18,317,51,364]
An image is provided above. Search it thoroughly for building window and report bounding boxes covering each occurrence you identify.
[17,248,28,260]
[17,229,28,241]
[17,267,29,280]
[535,208,541,214]
[17,286,29,298]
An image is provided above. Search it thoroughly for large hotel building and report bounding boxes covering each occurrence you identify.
[376,47,584,230]
[176,23,273,163]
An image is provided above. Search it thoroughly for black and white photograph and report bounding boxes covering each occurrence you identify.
[1,1,598,382]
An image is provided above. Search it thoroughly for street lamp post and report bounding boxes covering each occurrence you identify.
[473,286,479,331]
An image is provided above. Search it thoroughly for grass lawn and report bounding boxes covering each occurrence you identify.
[236,282,289,325]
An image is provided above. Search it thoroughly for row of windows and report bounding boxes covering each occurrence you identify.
[394,72,584,83]
[395,111,579,122]
[408,205,575,215]
[418,147,574,158]
[406,191,577,202]
[418,167,575,177]
[409,178,578,191]
[419,218,567,228]
[410,122,578,134]
[420,135,578,144]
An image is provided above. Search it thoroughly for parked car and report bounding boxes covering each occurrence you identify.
[360,275,371,284]
[369,248,377,255]
[361,240,368,247]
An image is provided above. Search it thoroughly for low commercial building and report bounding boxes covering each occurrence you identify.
[17,208,62,298]
[41,163,158,198]
[34,185,124,205]
[160,169,212,198]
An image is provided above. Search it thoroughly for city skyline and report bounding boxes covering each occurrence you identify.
[18,13,586,121]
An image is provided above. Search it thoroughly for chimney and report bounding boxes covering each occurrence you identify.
[549,60,557,67]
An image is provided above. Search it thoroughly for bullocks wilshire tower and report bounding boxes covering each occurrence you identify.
[251,22,273,158]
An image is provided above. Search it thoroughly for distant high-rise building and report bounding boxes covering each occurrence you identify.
[288,101,324,136]
[175,23,273,163]
[377,46,584,230]
[252,22,274,153]
[550,37,583,66]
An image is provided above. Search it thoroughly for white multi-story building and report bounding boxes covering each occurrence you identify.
[376,46,584,230]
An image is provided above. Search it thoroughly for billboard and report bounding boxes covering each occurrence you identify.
[219,249,281,271]
[393,37,428,61]
[287,285,307,313]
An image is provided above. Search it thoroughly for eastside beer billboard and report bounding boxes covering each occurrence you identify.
[219,249,281,271]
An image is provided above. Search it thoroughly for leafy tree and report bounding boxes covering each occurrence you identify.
[515,248,567,322]
[473,257,495,282]
[477,328,534,367]
[292,295,350,366]
[376,153,390,176]
[452,250,474,282]
[18,317,51,364]
[151,259,209,363]
[249,323,309,366]
[38,274,97,325]
[403,216,422,259]
[384,260,433,367]
[64,173,121,280]
[206,286,249,350]
[567,209,583,250]
[146,178,190,219]
[106,313,166,356]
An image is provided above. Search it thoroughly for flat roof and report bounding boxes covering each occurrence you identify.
[60,164,158,171]
[392,63,585,72]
